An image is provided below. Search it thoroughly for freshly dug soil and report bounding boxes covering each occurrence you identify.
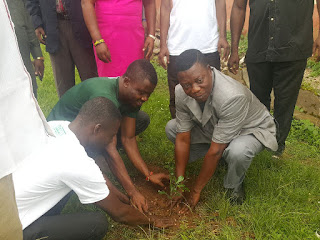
[132,165,199,228]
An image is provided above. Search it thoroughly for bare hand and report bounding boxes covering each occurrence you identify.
[150,216,175,228]
[143,36,155,60]
[179,190,200,214]
[313,34,320,59]
[166,189,185,210]
[96,43,111,63]
[148,173,170,188]
[227,52,240,75]
[116,190,130,204]
[35,27,46,44]
[217,37,230,62]
[158,45,170,69]
[130,191,148,213]
[33,59,44,80]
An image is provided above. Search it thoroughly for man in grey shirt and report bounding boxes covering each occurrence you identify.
[165,49,277,208]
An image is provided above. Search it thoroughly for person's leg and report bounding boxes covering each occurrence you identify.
[165,119,210,162]
[272,60,307,153]
[223,134,264,194]
[0,174,23,240]
[167,55,179,118]
[135,110,150,136]
[68,27,98,81]
[116,110,150,148]
[204,51,221,71]
[23,211,108,240]
[247,62,273,110]
[43,191,73,216]
[49,20,75,98]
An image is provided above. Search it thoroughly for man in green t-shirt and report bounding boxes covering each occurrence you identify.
[47,60,169,213]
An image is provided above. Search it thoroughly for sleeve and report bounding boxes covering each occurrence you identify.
[25,0,43,29]
[61,157,110,204]
[122,110,139,119]
[175,88,194,133]
[212,95,249,144]
[24,6,42,58]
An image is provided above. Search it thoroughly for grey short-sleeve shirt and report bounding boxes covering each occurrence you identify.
[175,68,278,151]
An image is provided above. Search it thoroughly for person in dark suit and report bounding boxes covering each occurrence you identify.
[26,0,98,97]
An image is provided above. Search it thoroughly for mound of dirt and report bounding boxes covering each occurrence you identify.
[132,165,200,228]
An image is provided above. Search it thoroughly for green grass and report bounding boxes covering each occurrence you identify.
[307,59,320,78]
[226,32,248,58]
[37,47,320,239]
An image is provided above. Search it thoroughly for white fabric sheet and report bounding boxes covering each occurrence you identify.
[0,0,51,179]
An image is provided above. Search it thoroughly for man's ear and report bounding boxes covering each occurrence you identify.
[123,76,130,88]
[207,64,213,77]
[93,124,102,135]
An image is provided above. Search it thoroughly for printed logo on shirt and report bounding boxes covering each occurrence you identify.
[52,124,66,136]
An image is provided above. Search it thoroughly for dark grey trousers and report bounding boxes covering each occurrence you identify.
[165,119,264,190]
[49,19,98,98]
[23,192,108,240]
[246,60,307,152]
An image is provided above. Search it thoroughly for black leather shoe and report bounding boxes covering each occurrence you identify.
[227,183,245,205]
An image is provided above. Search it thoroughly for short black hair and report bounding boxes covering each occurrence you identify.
[176,49,209,73]
[78,97,121,127]
[124,59,158,86]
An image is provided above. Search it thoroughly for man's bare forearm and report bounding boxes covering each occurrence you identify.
[317,0,320,31]
[160,0,171,48]
[193,142,227,193]
[95,187,150,225]
[175,132,191,178]
[122,136,150,177]
[215,0,227,39]
[105,143,138,196]
[230,0,247,53]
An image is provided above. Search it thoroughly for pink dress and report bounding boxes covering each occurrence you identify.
[95,0,144,77]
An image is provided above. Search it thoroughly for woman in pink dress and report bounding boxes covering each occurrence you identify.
[81,0,156,77]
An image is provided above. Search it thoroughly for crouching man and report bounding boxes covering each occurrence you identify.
[165,49,278,209]
[13,97,171,240]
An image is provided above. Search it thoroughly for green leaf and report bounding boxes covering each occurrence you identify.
[177,175,184,184]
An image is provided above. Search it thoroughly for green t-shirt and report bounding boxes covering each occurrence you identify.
[47,77,139,121]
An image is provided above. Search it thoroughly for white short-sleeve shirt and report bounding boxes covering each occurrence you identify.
[167,0,219,56]
[13,121,109,229]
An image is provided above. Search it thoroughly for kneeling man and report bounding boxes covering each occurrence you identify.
[166,49,278,207]
[47,59,169,213]
[14,97,169,240]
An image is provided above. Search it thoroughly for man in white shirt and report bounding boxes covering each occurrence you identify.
[14,97,171,240]
[159,0,230,118]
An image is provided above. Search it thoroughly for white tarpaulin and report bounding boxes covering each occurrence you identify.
[0,0,52,179]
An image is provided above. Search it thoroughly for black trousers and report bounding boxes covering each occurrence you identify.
[167,51,221,118]
[50,19,98,98]
[23,192,108,240]
[246,59,307,152]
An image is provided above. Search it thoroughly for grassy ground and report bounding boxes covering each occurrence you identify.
[37,47,320,239]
